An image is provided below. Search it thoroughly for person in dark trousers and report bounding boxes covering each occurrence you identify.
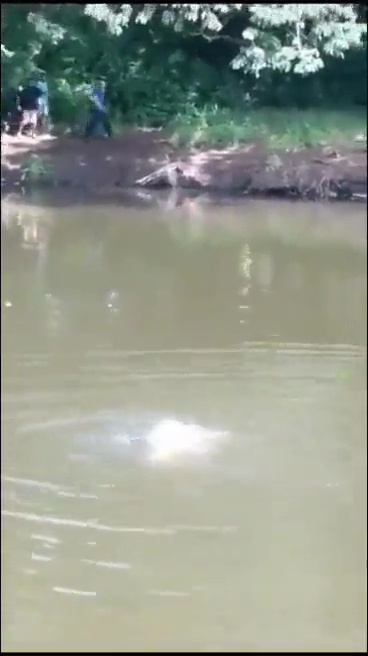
[17,79,44,138]
[84,80,112,138]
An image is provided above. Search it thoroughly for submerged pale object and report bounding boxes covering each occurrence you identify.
[144,418,229,464]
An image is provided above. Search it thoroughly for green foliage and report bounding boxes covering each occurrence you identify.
[234,4,366,75]
[84,3,366,75]
[1,4,366,131]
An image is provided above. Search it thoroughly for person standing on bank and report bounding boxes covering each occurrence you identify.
[84,79,112,139]
[35,72,50,134]
[17,78,44,138]
[1,85,22,133]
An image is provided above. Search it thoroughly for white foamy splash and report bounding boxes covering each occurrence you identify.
[15,410,230,467]
[143,418,229,464]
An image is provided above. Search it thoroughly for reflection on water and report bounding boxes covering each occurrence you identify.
[1,196,367,652]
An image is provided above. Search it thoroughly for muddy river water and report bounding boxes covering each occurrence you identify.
[1,195,367,652]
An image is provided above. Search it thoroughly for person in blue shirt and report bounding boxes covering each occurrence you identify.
[84,80,112,138]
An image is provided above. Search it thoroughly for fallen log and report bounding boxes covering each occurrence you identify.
[135,163,181,188]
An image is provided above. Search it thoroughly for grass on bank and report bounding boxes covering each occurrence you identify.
[163,106,367,150]
[46,105,366,151]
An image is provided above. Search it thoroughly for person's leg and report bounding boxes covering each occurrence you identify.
[37,109,43,133]
[2,111,11,133]
[13,108,23,135]
[103,112,112,138]
[19,110,38,138]
[44,107,51,134]
[40,105,50,134]
[84,109,99,138]
[29,110,38,139]
[38,108,49,134]
[17,109,27,137]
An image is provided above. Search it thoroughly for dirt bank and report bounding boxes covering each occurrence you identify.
[1,129,366,201]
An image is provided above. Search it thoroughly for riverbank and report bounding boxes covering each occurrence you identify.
[1,128,366,201]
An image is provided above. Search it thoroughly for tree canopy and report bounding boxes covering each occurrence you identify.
[1,3,366,124]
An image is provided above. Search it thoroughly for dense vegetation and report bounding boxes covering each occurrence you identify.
[1,4,367,144]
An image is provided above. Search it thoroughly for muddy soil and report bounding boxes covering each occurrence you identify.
[1,129,366,201]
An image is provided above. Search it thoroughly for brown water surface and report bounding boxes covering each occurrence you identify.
[1,196,366,652]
